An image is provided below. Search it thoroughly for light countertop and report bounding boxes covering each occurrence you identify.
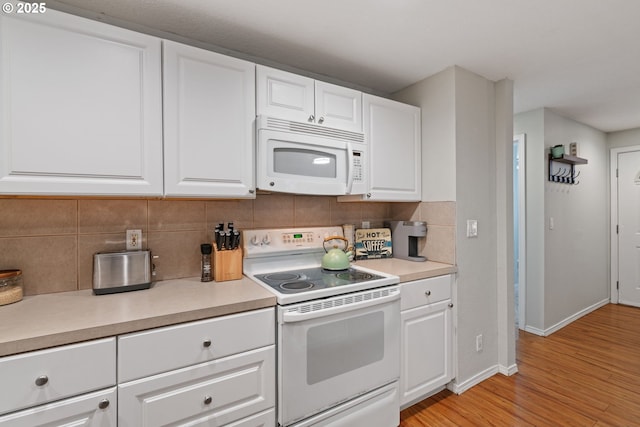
[0,259,455,357]
[355,258,456,282]
[0,277,275,357]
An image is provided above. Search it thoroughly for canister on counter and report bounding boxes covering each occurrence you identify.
[0,269,23,306]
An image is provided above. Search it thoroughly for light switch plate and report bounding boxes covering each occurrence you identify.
[466,220,478,238]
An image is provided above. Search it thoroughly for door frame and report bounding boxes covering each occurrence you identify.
[514,134,526,329]
[610,144,640,303]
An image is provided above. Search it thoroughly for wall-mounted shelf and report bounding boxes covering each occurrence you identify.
[548,154,588,184]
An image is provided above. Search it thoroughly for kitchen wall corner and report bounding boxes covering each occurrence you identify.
[389,201,456,264]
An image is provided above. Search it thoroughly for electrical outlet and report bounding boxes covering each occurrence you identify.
[361,221,370,229]
[476,334,483,352]
[126,229,142,250]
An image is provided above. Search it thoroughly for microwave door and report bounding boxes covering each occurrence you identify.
[258,131,349,195]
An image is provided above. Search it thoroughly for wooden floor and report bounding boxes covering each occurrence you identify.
[399,303,640,426]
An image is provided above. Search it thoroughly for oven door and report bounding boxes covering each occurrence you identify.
[257,128,365,196]
[277,286,400,426]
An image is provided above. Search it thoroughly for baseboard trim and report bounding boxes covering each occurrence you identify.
[523,299,610,337]
[450,365,499,394]
[499,363,519,376]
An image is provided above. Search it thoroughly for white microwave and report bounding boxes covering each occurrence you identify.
[256,115,367,196]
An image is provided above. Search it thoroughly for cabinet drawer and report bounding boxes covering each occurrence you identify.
[0,338,116,416]
[401,275,451,311]
[0,387,116,427]
[118,308,275,382]
[226,409,275,427]
[118,346,275,427]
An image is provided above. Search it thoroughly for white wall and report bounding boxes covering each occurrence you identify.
[395,66,516,390]
[514,109,545,331]
[515,108,609,334]
[608,127,640,149]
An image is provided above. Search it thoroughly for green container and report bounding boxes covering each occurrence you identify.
[551,145,565,158]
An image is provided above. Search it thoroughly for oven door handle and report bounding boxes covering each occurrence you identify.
[281,289,399,323]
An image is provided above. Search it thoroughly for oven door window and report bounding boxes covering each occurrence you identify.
[274,147,337,178]
[307,311,384,384]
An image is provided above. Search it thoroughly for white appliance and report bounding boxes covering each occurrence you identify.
[243,227,400,427]
[256,116,367,196]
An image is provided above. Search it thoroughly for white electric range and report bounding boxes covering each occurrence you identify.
[243,226,401,427]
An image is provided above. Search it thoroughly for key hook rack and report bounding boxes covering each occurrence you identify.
[548,154,588,185]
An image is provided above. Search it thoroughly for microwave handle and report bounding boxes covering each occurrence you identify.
[346,144,354,194]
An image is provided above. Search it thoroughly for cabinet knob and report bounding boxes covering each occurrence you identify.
[98,399,110,410]
[269,181,275,187]
[318,116,325,124]
[448,303,454,308]
[204,396,213,405]
[366,193,372,198]
[249,189,255,194]
[425,290,431,296]
[308,114,315,122]
[35,375,48,386]
[203,339,212,348]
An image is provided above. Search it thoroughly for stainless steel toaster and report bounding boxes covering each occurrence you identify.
[93,250,153,295]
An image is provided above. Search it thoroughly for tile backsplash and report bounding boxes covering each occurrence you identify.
[0,196,455,296]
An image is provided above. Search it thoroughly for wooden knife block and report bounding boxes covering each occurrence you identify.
[213,245,243,282]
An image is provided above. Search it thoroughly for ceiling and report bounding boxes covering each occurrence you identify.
[50,0,640,133]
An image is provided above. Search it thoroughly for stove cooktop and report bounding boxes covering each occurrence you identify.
[254,266,385,294]
[242,226,399,304]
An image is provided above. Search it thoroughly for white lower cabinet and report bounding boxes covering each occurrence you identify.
[0,309,275,427]
[0,337,117,426]
[0,387,117,427]
[400,275,454,408]
[118,307,276,427]
[118,346,275,427]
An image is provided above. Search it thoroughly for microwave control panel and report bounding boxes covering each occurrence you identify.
[352,151,363,182]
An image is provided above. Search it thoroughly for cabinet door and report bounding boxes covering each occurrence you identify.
[0,387,116,427]
[163,40,256,197]
[0,337,116,415]
[364,94,421,201]
[256,65,315,123]
[0,9,163,196]
[314,81,362,132]
[400,299,453,407]
[118,346,275,427]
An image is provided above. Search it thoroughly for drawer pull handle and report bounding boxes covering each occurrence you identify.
[35,375,48,386]
[204,396,213,405]
[98,399,110,410]
[448,303,454,308]
[203,339,212,348]
[425,290,431,296]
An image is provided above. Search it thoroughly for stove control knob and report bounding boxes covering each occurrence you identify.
[262,234,271,245]
[250,234,261,246]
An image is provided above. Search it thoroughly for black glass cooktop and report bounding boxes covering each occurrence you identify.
[254,266,385,294]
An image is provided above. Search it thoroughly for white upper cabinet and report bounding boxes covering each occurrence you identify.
[256,65,314,123]
[314,81,363,132]
[362,94,421,201]
[163,40,256,198]
[0,8,163,196]
[256,65,362,132]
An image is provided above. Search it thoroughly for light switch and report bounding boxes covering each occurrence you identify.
[466,220,478,238]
